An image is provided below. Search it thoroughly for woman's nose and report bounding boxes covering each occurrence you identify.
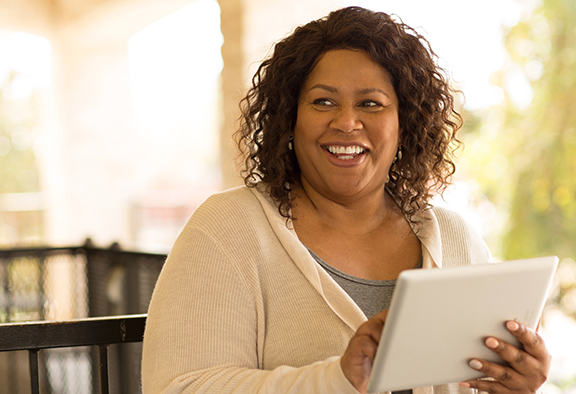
[330,106,362,133]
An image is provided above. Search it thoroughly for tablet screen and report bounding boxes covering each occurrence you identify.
[367,256,558,393]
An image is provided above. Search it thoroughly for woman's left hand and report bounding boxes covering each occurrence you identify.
[459,321,551,393]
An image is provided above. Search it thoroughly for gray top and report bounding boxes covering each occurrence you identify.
[305,246,422,319]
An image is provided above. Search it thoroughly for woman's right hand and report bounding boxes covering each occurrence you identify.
[341,310,388,393]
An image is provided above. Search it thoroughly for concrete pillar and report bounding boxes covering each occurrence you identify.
[218,0,246,188]
[242,0,344,77]
[217,0,344,189]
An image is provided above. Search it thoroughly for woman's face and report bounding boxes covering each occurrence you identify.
[293,49,400,203]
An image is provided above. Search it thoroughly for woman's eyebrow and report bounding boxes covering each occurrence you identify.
[308,84,391,98]
[358,88,392,98]
[308,84,338,93]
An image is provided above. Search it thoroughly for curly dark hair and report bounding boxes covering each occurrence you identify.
[236,6,462,221]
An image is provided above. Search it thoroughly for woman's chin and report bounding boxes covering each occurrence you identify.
[321,182,387,203]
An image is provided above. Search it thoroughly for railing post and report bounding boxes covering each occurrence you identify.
[1,253,13,322]
[98,344,110,394]
[38,251,47,321]
[29,349,40,394]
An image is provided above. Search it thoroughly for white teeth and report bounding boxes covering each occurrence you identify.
[327,145,366,155]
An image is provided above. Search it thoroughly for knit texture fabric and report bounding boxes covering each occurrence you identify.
[142,186,491,394]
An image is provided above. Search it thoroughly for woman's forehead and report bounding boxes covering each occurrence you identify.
[301,49,396,97]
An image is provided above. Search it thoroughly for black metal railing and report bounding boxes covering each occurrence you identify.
[0,240,166,394]
[0,314,147,394]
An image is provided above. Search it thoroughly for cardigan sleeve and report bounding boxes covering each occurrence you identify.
[432,207,492,266]
[141,225,360,394]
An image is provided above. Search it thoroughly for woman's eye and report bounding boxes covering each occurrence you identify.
[313,98,334,106]
[360,100,381,108]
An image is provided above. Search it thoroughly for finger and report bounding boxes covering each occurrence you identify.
[466,358,524,390]
[341,318,387,393]
[347,333,379,362]
[344,310,389,365]
[506,321,551,364]
[372,308,389,322]
[483,336,540,375]
[355,310,388,344]
[459,378,507,393]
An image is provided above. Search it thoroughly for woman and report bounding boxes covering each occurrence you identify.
[142,7,551,394]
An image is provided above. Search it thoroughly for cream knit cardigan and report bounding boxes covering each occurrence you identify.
[142,185,491,394]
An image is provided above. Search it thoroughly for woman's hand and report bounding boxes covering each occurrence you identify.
[459,321,551,393]
[341,310,388,393]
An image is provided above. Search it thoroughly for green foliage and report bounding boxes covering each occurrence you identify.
[499,0,576,261]
[0,67,43,246]
[461,0,576,262]
[0,71,41,194]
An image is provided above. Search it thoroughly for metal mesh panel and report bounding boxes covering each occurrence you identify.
[138,258,163,313]
[43,253,89,321]
[1,255,44,322]
[45,348,92,394]
[0,243,166,394]
[0,350,42,394]
[0,251,88,324]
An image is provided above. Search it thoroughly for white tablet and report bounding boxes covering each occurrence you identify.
[367,256,558,393]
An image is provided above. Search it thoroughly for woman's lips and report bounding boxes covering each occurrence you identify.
[321,144,369,166]
[323,144,368,160]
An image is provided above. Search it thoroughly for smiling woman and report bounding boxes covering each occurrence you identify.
[236,7,463,225]
[293,49,400,203]
[142,7,551,394]
[290,48,419,283]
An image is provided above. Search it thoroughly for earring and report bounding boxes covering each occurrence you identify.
[392,147,403,164]
[288,136,293,151]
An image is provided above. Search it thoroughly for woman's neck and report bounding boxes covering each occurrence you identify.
[290,181,400,236]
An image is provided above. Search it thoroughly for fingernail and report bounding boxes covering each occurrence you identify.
[507,321,520,331]
[485,337,499,349]
[469,359,482,370]
[459,382,471,388]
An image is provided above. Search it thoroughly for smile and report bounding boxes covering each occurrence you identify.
[324,145,367,160]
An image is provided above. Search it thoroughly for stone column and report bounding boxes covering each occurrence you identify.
[217,0,344,189]
[218,0,246,188]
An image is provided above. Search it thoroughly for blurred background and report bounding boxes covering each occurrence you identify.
[0,0,574,392]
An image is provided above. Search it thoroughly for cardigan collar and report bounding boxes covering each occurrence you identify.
[411,207,443,269]
[251,186,443,332]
